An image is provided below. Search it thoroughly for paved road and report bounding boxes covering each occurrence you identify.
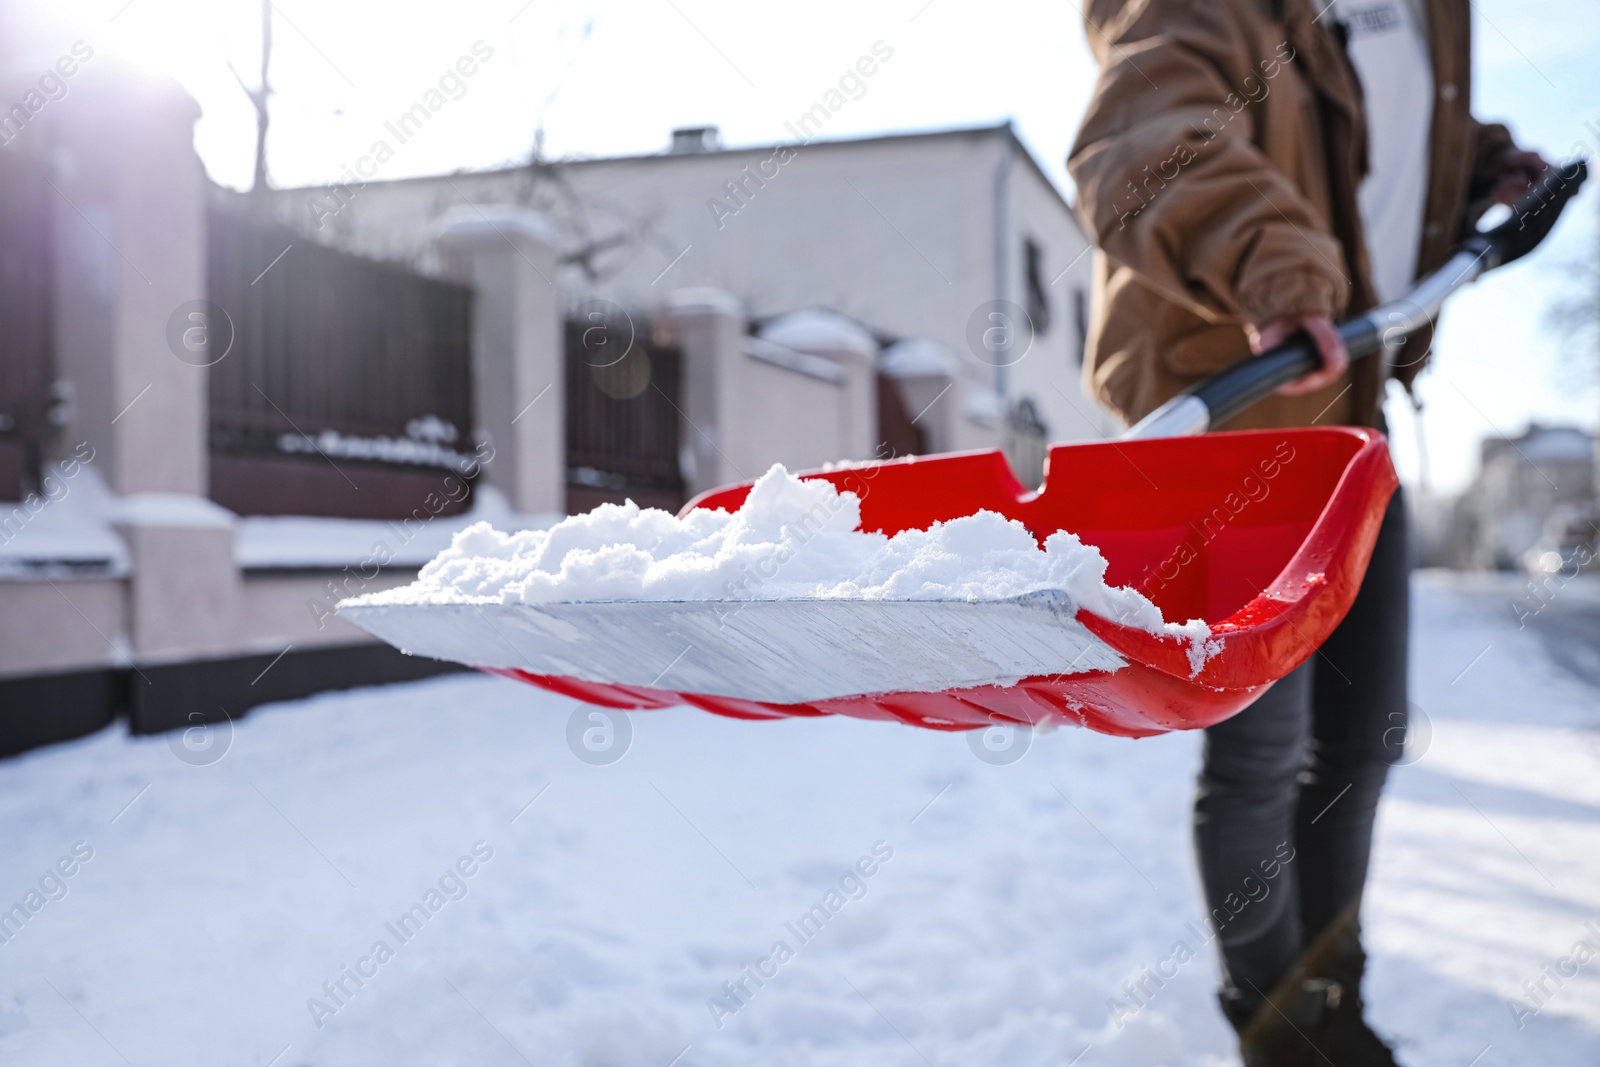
[1527,600,1600,690]
[1461,570,1600,690]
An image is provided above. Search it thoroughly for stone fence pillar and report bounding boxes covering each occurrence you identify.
[663,289,745,499]
[438,206,564,515]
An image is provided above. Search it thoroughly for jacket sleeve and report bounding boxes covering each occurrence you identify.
[1068,0,1350,328]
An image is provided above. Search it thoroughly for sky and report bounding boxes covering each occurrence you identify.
[24,0,1600,494]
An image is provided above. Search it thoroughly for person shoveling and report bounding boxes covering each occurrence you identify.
[1069,0,1573,1060]
[339,2,1584,1061]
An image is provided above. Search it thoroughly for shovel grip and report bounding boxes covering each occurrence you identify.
[1191,318,1382,428]
[1471,157,1589,270]
[1125,157,1589,439]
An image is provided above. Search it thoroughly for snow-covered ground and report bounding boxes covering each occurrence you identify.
[1,573,1597,1066]
[0,462,557,576]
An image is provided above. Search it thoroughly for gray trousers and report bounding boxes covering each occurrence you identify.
[1194,490,1410,1010]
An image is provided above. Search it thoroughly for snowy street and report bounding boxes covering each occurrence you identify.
[2,572,1598,1066]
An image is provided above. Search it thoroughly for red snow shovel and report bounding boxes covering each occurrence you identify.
[342,160,1587,737]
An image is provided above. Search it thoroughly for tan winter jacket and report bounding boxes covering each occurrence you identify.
[1069,0,1517,430]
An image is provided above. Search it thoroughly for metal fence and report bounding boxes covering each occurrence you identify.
[564,317,685,512]
[0,152,55,501]
[206,208,475,517]
[876,371,927,461]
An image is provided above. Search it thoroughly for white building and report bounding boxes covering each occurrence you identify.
[1466,425,1596,570]
[270,121,1114,471]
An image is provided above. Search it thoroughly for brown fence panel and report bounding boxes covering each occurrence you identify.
[565,320,685,513]
[0,152,55,502]
[206,209,475,518]
[876,372,926,461]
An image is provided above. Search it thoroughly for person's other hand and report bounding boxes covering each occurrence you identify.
[1488,149,1549,205]
[1249,313,1348,397]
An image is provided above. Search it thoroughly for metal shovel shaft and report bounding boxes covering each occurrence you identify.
[1124,158,1589,441]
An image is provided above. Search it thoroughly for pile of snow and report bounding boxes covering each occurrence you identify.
[1,449,560,576]
[0,462,129,576]
[351,464,1211,648]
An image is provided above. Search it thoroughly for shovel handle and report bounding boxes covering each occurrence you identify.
[1125,157,1589,439]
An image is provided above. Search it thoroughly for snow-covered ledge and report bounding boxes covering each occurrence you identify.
[114,494,239,662]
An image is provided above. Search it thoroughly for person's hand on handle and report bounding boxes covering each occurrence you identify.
[1248,313,1349,397]
[1487,149,1549,205]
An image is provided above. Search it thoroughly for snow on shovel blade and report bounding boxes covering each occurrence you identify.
[339,591,1128,706]
[341,427,1398,737]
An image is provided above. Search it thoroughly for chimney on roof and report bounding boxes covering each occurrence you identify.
[669,126,721,154]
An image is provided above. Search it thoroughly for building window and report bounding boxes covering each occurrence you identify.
[1024,239,1051,335]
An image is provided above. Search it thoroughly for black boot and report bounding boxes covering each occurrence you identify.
[1235,976,1342,1067]
[1229,902,1401,1066]
[1218,988,1258,1033]
[1315,934,1399,1066]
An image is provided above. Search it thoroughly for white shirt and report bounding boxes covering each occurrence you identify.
[1332,0,1435,303]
